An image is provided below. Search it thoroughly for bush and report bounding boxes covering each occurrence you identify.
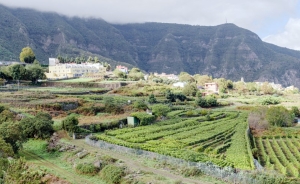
[76,163,99,175]
[133,100,148,110]
[148,94,157,104]
[195,95,218,108]
[180,166,203,177]
[62,114,79,133]
[131,112,155,126]
[266,106,294,127]
[291,106,300,117]
[248,106,269,130]
[151,104,171,117]
[260,96,280,105]
[100,165,125,184]
[104,97,124,114]
[4,157,45,184]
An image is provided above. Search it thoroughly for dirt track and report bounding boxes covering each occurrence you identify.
[70,139,214,184]
[22,150,94,184]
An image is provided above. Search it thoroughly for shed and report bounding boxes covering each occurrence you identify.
[127,116,139,127]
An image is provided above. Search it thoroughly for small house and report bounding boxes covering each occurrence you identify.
[127,116,139,127]
[203,82,219,96]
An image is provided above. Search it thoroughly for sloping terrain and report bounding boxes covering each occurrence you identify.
[1,4,300,87]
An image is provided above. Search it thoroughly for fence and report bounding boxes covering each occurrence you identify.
[85,135,284,184]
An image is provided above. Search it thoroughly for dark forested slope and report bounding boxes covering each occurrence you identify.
[1,4,300,87]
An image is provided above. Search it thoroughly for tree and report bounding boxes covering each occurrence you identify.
[261,82,274,95]
[165,90,176,102]
[113,69,126,78]
[234,81,248,95]
[148,94,157,104]
[193,74,212,86]
[128,68,144,81]
[20,112,54,139]
[0,110,14,123]
[87,56,94,63]
[266,106,294,127]
[19,47,35,63]
[25,64,45,84]
[0,121,25,153]
[179,72,195,82]
[8,64,25,81]
[182,82,198,96]
[62,114,79,133]
[94,56,100,63]
[0,137,14,158]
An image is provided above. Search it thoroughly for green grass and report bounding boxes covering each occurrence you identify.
[20,139,106,184]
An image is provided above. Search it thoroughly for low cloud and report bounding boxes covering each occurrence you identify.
[0,0,299,49]
[0,0,297,30]
[263,18,300,50]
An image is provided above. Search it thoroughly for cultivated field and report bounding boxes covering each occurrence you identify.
[93,111,254,170]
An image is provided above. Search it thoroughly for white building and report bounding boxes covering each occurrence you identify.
[172,82,186,88]
[45,58,104,79]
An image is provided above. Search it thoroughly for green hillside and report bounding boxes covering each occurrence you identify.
[1,4,300,87]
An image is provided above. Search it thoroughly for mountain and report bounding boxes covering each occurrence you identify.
[1,4,300,87]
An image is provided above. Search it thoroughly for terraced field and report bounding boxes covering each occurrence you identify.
[92,111,254,170]
[256,136,300,177]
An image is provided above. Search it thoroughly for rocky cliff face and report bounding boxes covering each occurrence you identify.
[1,5,300,87]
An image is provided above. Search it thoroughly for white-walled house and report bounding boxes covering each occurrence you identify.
[45,58,104,79]
[202,82,219,96]
[172,82,186,88]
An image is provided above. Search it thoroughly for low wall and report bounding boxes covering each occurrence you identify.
[85,135,284,184]
[41,81,128,89]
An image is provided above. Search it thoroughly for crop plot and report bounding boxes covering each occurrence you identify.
[256,136,300,177]
[93,111,253,169]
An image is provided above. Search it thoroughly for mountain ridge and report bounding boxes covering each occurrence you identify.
[1,4,300,87]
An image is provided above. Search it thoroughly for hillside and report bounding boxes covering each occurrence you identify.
[1,4,300,87]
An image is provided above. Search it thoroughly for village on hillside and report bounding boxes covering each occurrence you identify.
[1,49,300,184]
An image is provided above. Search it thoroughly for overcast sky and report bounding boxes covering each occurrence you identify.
[1,0,300,50]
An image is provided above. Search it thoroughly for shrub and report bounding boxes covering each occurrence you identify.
[131,112,155,126]
[148,94,157,104]
[151,104,171,117]
[290,106,300,117]
[266,106,294,127]
[62,114,79,133]
[133,100,148,110]
[100,165,125,184]
[76,163,99,175]
[180,166,203,177]
[195,95,218,108]
[248,106,269,130]
[260,96,280,105]
[4,157,45,184]
[103,97,124,114]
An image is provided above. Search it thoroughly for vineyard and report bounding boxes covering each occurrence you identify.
[92,111,254,170]
[255,136,300,177]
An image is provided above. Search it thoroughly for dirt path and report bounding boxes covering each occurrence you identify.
[22,150,94,184]
[70,139,213,184]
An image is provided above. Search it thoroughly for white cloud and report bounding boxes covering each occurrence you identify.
[263,18,300,50]
[0,0,300,49]
[0,0,297,28]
